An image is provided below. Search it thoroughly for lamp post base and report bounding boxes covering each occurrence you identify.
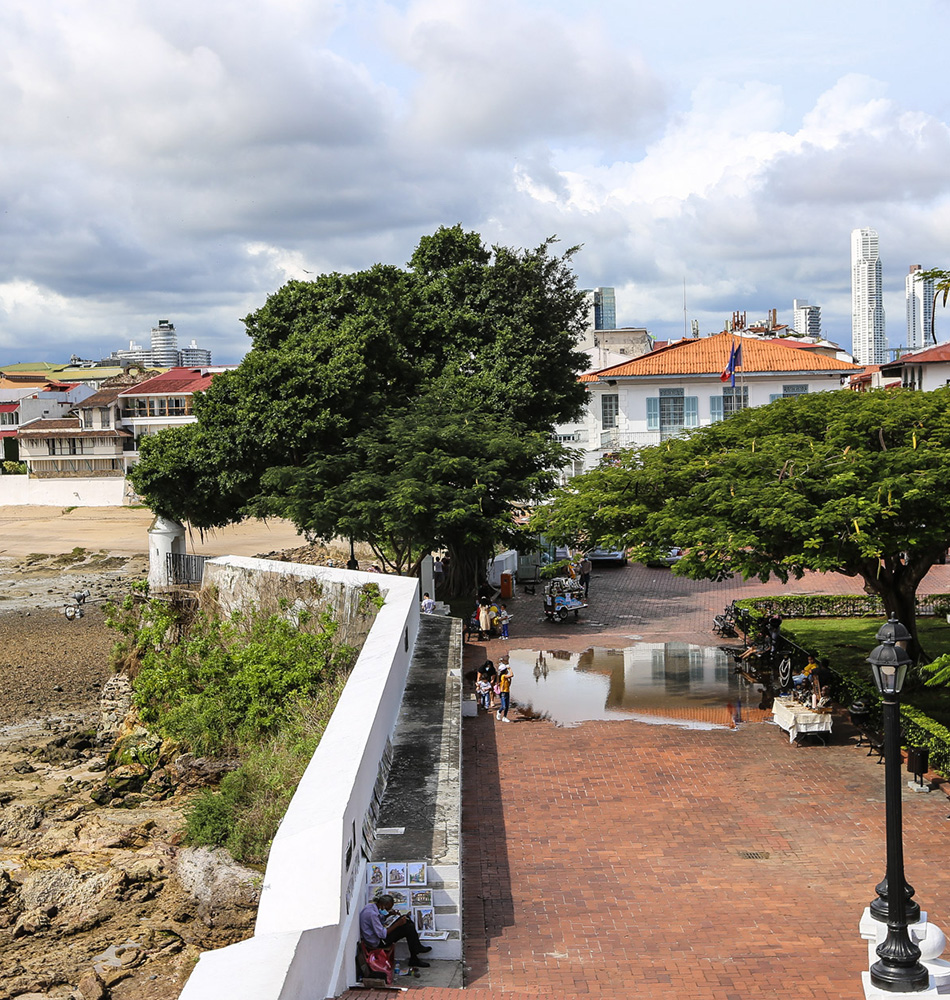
[860,909,950,997]
[862,971,937,998]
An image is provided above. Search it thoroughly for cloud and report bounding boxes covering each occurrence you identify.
[384,0,665,148]
[1,1,950,364]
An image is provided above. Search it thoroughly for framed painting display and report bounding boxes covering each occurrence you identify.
[413,906,436,933]
[387,887,409,908]
[367,863,385,887]
[386,862,408,887]
[410,889,432,907]
[407,862,427,886]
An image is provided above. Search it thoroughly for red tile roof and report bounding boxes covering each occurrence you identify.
[884,342,950,365]
[118,367,215,396]
[584,332,862,380]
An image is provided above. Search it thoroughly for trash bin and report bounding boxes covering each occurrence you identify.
[907,746,929,784]
[500,572,513,600]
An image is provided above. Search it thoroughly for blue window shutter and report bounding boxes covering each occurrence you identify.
[647,397,659,431]
[710,396,724,422]
[685,396,699,428]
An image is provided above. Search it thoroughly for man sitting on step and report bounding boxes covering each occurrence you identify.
[359,893,432,968]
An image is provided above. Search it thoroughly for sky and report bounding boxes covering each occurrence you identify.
[2,0,950,364]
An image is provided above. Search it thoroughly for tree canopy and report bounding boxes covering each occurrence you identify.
[131,226,589,592]
[533,387,950,658]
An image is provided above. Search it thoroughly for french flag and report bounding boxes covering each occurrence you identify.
[720,342,742,386]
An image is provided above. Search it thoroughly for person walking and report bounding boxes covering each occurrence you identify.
[496,658,514,723]
[433,556,444,592]
[579,555,592,598]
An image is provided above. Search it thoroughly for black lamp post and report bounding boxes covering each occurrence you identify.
[866,615,929,992]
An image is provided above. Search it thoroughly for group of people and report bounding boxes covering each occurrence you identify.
[473,597,512,640]
[476,655,514,722]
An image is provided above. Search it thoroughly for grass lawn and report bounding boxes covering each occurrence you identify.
[785,616,950,728]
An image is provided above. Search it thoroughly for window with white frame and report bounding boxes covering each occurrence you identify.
[601,393,619,429]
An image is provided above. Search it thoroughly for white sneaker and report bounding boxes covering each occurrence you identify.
[502,717,512,723]
[496,711,502,720]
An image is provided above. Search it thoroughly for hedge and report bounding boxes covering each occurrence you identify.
[734,594,950,620]
[898,705,950,776]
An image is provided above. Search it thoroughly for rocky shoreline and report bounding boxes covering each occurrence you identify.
[0,554,260,1000]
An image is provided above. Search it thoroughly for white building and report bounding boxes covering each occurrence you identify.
[150,320,180,367]
[179,340,212,366]
[562,332,863,475]
[880,341,950,391]
[792,299,821,338]
[851,227,886,365]
[906,265,934,351]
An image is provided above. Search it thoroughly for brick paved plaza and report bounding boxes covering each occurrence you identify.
[353,562,950,999]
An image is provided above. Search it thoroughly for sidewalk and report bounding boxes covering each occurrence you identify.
[350,563,950,999]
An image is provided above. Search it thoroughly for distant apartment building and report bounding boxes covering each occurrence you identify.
[15,367,224,478]
[906,265,934,351]
[851,228,886,365]
[179,340,212,366]
[106,320,212,367]
[792,299,821,338]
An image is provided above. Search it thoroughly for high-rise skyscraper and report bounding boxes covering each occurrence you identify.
[792,299,821,338]
[906,264,934,351]
[851,228,886,364]
[150,319,180,367]
[587,287,616,330]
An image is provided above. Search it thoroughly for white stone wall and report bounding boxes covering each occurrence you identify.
[180,557,421,1000]
[0,476,128,506]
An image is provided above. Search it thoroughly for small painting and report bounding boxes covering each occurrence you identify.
[386,862,408,886]
[410,889,432,907]
[367,863,385,886]
[407,862,427,886]
[387,887,409,908]
[414,906,436,933]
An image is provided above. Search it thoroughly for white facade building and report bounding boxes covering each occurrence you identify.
[851,228,886,365]
[906,264,934,351]
[792,299,821,338]
[560,332,863,476]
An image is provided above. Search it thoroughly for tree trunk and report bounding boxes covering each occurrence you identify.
[859,561,928,663]
[442,544,489,601]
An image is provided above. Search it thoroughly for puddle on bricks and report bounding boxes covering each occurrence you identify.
[504,642,774,729]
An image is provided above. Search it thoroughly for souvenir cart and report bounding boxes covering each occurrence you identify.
[542,577,588,622]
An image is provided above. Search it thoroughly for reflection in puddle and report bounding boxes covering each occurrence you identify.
[510,642,772,729]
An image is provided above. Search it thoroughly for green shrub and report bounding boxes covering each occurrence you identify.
[106,595,358,755]
[2,461,26,475]
[184,688,344,867]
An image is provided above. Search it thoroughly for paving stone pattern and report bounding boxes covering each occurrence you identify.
[349,562,950,999]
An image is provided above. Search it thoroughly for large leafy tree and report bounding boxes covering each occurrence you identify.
[534,388,950,659]
[131,226,589,595]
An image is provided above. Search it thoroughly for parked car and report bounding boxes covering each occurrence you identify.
[646,546,683,568]
[586,546,628,565]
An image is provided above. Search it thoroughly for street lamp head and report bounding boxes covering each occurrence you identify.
[876,615,912,645]
[868,636,912,695]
